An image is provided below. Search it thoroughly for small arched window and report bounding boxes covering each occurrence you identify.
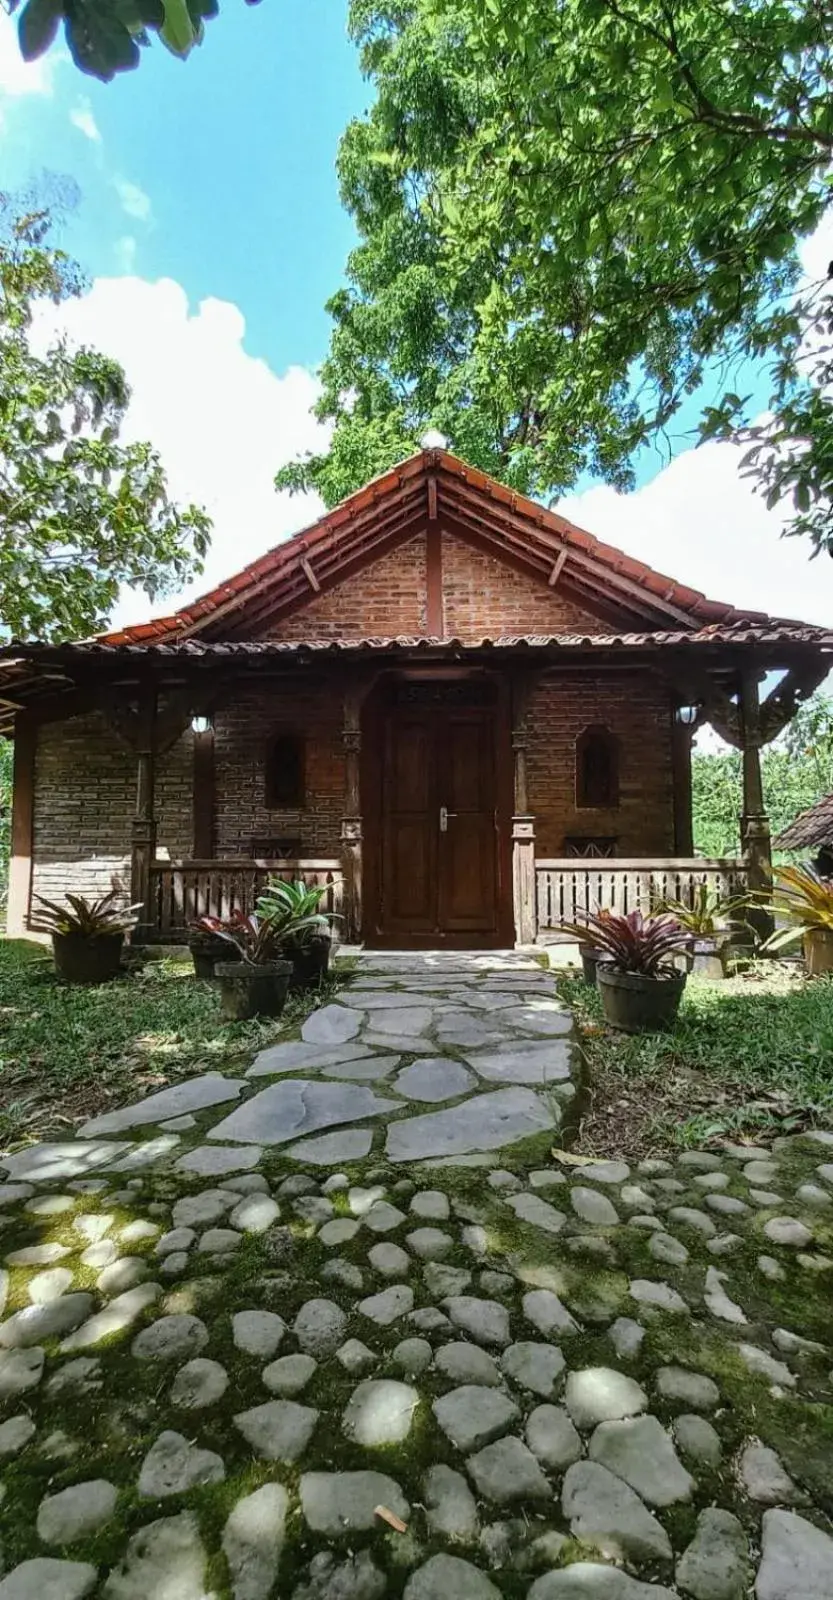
[576,725,619,809]
[265,733,305,809]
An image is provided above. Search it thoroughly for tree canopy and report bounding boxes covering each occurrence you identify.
[278,0,833,551]
[10,0,254,83]
[0,202,210,640]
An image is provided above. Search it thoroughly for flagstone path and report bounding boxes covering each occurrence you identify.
[0,952,832,1599]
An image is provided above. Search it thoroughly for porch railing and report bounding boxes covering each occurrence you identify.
[535,857,748,936]
[147,858,345,940]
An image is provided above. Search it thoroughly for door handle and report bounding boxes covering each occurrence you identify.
[439,806,458,833]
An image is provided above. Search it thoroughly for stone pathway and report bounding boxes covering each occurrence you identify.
[0,952,831,1598]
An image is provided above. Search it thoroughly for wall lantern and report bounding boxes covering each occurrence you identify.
[676,705,699,727]
[191,714,212,735]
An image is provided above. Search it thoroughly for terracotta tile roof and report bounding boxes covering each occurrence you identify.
[774,792,833,851]
[96,448,811,646]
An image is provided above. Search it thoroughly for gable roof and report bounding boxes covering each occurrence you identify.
[774,791,833,852]
[101,446,805,646]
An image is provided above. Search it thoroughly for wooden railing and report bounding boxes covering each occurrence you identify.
[146,859,345,940]
[536,857,748,935]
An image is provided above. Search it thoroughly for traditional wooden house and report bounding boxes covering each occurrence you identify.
[3,447,831,948]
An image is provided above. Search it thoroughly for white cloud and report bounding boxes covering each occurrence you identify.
[558,437,833,628]
[69,99,100,141]
[114,236,137,272]
[32,275,328,628]
[114,178,152,222]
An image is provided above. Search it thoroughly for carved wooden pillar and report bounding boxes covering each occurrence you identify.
[341,682,364,943]
[131,690,158,941]
[7,718,35,937]
[739,668,774,942]
[511,676,537,946]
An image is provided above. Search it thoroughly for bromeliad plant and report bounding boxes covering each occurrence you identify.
[191,911,280,966]
[659,885,751,939]
[760,866,833,960]
[561,910,689,1031]
[34,890,142,985]
[560,910,688,976]
[34,890,142,938]
[255,879,333,946]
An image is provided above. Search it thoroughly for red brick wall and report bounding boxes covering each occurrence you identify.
[31,713,193,907]
[527,673,675,856]
[214,680,343,856]
[441,531,604,639]
[269,535,427,640]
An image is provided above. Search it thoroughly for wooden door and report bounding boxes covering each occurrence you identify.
[376,685,501,945]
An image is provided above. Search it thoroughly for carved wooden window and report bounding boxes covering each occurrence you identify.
[576,725,619,809]
[265,734,305,809]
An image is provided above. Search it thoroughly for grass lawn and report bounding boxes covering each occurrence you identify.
[561,961,833,1158]
[0,937,346,1154]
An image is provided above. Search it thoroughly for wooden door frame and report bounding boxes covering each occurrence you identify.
[361,667,514,948]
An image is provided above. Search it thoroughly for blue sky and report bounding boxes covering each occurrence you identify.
[1,7,831,634]
[2,1,367,373]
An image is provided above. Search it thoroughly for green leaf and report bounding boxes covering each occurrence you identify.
[159,0,196,55]
[17,0,62,61]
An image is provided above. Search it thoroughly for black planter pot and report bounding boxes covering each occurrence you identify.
[188,933,229,982]
[597,964,686,1033]
[215,959,292,1021]
[286,934,331,991]
[52,932,125,985]
[580,946,609,986]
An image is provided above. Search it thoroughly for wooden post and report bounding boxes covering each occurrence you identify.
[340,682,364,942]
[7,719,35,938]
[739,668,774,942]
[192,727,215,858]
[131,690,158,941]
[511,675,537,945]
[672,714,694,856]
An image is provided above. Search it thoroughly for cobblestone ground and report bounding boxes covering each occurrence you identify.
[0,953,831,1599]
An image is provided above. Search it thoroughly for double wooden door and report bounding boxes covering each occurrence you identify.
[371,684,503,945]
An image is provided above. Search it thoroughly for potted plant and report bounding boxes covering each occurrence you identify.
[34,891,142,985]
[575,908,614,986]
[208,912,293,1020]
[560,909,688,1032]
[187,918,230,981]
[660,885,752,979]
[256,879,336,990]
[760,865,833,975]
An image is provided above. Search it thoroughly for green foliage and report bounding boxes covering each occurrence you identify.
[281,0,833,548]
[0,200,210,640]
[8,0,242,83]
[563,967,833,1147]
[693,692,833,856]
[32,888,142,936]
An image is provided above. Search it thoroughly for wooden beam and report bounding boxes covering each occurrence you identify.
[427,476,438,521]
[300,557,321,593]
[7,718,35,937]
[426,523,444,636]
[672,713,694,855]
[759,659,829,744]
[548,549,568,588]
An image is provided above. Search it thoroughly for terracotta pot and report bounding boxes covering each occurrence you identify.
[214,959,292,1021]
[52,932,125,985]
[597,965,686,1033]
[803,928,833,976]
